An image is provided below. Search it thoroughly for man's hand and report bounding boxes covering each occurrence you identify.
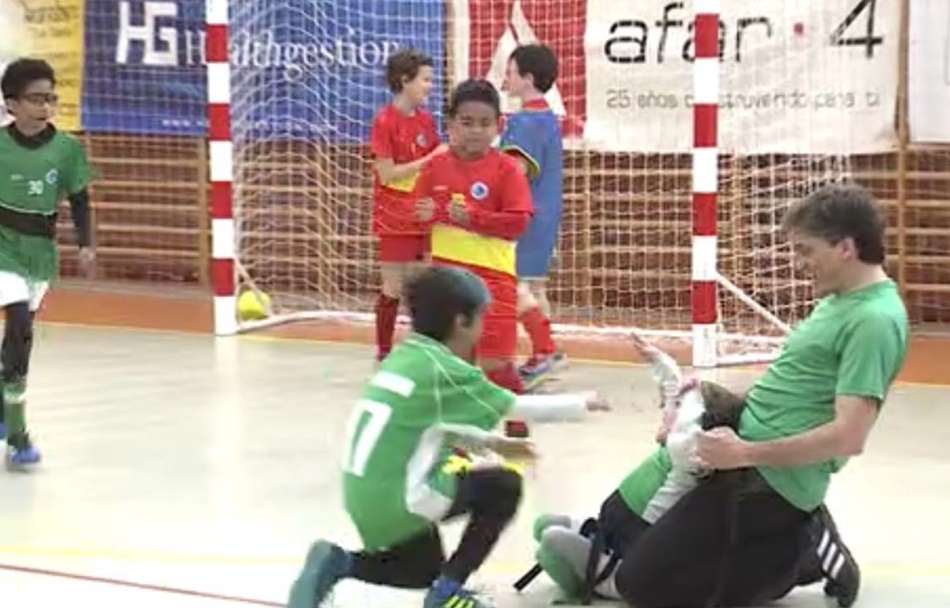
[416,197,435,222]
[78,246,96,278]
[693,426,753,470]
[448,197,469,225]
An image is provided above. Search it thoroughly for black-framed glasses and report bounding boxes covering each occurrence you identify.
[19,93,59,106]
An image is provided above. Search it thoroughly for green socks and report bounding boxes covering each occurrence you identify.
[3,381,26,439]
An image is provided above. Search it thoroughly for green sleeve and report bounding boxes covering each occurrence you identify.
[63,137,91,196]
[435,361,515,432]
[835,315,907,403]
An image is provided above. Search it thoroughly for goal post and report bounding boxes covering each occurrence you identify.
[208,0,900,367]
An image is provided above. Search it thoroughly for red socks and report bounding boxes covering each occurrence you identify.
[520,306,557,357]
[487,361,525,395]
[375,293,400,361]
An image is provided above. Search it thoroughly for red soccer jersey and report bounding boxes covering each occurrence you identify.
[416,148,533,278]
[369,103,440,236]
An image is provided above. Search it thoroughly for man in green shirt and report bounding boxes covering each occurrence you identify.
[0,58,94,468]
[287,265,607,608]
[605,184,908,608]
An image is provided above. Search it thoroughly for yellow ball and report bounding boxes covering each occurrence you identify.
[237,290,271,321]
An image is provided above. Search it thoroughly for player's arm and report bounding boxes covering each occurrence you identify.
[435,359,595,439]
[371,114,444,186]
[455,161,533,240]
[498,116,542,179]
[64,140,93,248]
[742,315,905,467]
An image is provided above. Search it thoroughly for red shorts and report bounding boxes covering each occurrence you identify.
[378,234,430,263]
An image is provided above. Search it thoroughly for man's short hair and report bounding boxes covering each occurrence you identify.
[782,183,886,264]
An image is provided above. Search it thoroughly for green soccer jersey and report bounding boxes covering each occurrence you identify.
[342,333,516,551]
[616,446,675,520]
[0,125,91,280]
[739,279,909,511]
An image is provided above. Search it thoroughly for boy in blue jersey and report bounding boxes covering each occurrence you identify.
[500,44,565,390]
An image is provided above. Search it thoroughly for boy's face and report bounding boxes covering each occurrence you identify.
[502,59,532,98]
[448,101,499,159]
[402,65,434,107]
[5,78,56,124]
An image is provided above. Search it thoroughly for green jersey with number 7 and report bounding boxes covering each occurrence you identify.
[342,333,516,551]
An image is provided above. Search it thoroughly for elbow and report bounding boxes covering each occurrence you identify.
[836,426,868,457]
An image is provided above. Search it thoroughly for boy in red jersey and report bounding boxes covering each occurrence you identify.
[370,49,447,362]
[414,79,531,395]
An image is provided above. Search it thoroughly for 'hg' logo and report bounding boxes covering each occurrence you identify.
[114,1,400,82]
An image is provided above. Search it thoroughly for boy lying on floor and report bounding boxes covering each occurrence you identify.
[519,332,746,603]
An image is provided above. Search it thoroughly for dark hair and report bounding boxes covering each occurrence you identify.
[405,266,490,342]
[781,183,886,264]
[447,78,501,118]
[508,44,558,93]
[1,58,56,101]
[385,49,434,93]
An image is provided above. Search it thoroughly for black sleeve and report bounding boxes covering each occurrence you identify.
[67,188,92,247]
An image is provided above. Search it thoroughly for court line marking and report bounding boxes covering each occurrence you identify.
[0,561,280,606]
[34,319,950,389]
[1,544,949,580]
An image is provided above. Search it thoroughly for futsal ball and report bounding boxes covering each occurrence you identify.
[237,290,271,321]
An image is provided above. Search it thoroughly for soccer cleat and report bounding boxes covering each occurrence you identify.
[287,540,351,608]
[424,577,494,608]
[532,513,575,542]
[5,433,41,470]
[813,505,861,608]
[519,352,567,391]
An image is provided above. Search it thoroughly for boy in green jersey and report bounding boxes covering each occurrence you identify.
[287,265,608,608]
[0,58,94,468]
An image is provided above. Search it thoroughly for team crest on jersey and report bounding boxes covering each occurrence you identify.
[470,181,489,201]
[416,133,427,147]
[45,169,58,186]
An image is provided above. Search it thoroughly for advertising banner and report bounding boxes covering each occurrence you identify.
[81,0,447,140]
[455,0,900,154]
[1,0,85,131]
[908,0,950,143]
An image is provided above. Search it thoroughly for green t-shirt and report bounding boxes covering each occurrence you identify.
[0,125,91,280]
[342,333,515,550]
[739,279,909,511]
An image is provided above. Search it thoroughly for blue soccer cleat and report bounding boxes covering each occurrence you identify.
[5,433,41,470]
[287,540,351,608]
[424,576,494,608]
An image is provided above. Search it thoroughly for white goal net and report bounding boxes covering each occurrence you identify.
[225,0,899,366]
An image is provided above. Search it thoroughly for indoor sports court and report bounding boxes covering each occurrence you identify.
[0,298,949,607]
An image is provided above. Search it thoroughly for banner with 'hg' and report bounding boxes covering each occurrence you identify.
[79,0,448,140]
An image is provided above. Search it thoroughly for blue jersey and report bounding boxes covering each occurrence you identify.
[498,99,563,278]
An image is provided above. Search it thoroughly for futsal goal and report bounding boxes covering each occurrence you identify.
[205,0,900,367]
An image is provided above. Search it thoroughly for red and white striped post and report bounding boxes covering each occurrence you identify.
[206,0,237,335]
[690,0,720,367]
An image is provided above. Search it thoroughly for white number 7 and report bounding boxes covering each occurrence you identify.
[342,399,393,477]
